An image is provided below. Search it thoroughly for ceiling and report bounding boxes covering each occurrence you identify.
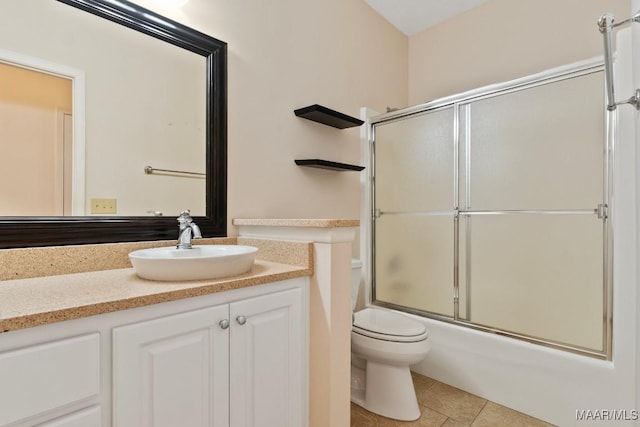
[364,0,489,35]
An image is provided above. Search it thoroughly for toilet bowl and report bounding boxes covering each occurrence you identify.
[350,260,430,421]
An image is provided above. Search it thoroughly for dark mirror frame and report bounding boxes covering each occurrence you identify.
[0,0,227,249]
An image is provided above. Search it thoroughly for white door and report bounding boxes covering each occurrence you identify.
[113,305,230,427]
[229,288,303,427]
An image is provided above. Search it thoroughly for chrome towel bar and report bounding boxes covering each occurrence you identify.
[144,165,205,178]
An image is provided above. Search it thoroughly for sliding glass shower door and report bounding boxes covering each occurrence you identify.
[372,64,609,357]
[374,107,455,317]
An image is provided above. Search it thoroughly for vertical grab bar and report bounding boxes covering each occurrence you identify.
[597,14,617,111]
[597,11,640,111]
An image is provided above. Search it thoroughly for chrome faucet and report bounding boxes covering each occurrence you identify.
[176,209,202,249]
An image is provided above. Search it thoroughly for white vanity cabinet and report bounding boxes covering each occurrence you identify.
[0,277,308,427]
[113,286,306,427]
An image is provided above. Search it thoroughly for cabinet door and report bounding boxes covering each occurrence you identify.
[113,305,229,427]
[229,288,303,427]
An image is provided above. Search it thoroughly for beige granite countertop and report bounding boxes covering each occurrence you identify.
[0,238,313,333]
[0,260,310,333]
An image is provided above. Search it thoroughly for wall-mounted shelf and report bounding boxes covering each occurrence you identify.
[295,159,365,172]
[294,104,364,129]
[293,105,364,172]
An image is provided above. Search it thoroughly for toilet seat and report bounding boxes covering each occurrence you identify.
[353,308,428,343]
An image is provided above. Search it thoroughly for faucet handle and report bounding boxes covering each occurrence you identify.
[177,209,193,223]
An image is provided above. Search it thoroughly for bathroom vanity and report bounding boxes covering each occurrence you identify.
[0,239,312,427]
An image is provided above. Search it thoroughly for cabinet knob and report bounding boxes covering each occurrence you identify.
[236,315,247,325]
[219,319,230,330]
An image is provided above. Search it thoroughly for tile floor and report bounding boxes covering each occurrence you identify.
[351,372,556,427]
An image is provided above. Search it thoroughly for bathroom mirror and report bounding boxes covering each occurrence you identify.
[0,0,227,248]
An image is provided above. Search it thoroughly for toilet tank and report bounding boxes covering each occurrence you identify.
[351,259,362,312]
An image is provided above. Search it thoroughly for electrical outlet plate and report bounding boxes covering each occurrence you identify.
[90,198,117,214]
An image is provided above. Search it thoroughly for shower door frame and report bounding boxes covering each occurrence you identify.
[368,58,613,360]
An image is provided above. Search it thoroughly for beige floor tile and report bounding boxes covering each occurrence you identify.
[352,403,393,427]
[419,382,487,424]
[387,406,449,427]
[470,402,556,427]
[351,402,448,427]
[351,402,378,426]
[441,418,471,427]
[412,372,437,394]
[373,416,396,427]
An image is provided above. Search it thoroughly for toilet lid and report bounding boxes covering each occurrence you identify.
[353,308,428,343]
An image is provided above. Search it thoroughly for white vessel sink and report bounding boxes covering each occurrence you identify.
[129,245,258,281]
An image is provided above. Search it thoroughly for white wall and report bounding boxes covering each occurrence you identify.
[129,0,408,235]
[408,0,630,104]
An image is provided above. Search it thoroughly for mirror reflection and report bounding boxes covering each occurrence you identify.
[0,0,206,217]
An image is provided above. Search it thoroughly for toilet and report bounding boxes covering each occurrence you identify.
[350,260,430,421]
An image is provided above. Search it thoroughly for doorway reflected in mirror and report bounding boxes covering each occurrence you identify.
[0,62,73,216]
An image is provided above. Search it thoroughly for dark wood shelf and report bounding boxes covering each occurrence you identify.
[294,104,364,129]
[295,159,365,172]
